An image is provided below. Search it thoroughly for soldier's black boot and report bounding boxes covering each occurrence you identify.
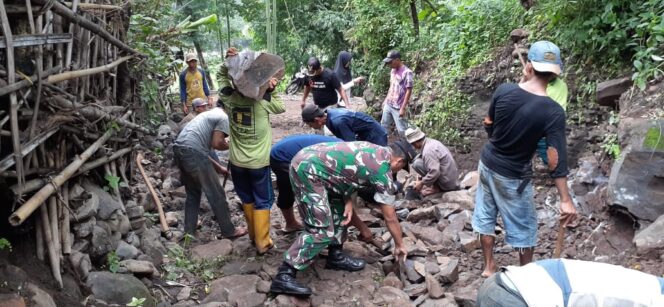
[270,262,312,297]
[325,244,366,271]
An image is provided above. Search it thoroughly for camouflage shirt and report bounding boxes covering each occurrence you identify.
[290,141,397,205]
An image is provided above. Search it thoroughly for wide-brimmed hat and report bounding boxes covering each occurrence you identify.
[405,127,426,144]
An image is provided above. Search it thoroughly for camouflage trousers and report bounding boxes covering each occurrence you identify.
[284,163,347,271]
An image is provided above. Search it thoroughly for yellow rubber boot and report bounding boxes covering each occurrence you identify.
[253,209,274,254]
[242,203,255,242]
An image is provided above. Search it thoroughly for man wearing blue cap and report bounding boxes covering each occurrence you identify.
[473,41,577,277]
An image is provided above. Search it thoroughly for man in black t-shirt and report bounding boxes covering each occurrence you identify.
[471,41,577,278]
[300,57,350,109]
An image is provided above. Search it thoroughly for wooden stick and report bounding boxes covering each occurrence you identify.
[47,55,133,84]
[46,154,61,260]
[0,66,62,97]
[8,111,132,226]
[553,223,565,258]
[135,152,169,233]
[5,3,123,14]
[60,140,71,255]
[0,127,59,172]
[33,0,143,56]
[36,215,45,261]
[50,96,152,134]
[40,205,63,288]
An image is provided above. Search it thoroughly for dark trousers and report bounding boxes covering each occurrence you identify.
[174,146,235,237]
[270,158,294,210]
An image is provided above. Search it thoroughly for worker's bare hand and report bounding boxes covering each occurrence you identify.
[559,199,577,227]
[342,200,353,226]
[353,76,366,84]
[226,47,238,58]
[300,101,306,109]
[399,108,406,117]
[213,164,229,177]
[394,244,407,262]
[207,96,214,106]
[414,180,423,192]
[268,77,278,90]
[183,103,189,114]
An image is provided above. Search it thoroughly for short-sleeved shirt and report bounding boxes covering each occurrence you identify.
[175,108,229,155]
[270,135,340,163]
[226,91,286,169]
[384,65,414,109]
[547,78,569,111]
[307,69,342,108]
[179,68,210,107]
[291,141,398,204]
[481,83,568,179]
[326,108,388,146]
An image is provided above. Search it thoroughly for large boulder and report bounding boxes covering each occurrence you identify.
[82,181,124,220]
[608,119,664,221]
[596,77,632,107]
[201,275,265,306]
[86,272,156,307]
[191,239,233,261]
[633,215,664,253]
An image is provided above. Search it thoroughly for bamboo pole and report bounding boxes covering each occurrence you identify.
[34,0,143,56]
[5,3,123,14]
[0,127,59,172]
[0,1,26,192]
[40,205,63,289]
[50,96,152,134]
[59,140,71,255]
[46,153,62,261]
[0,66,62,97]
[47,55,133,84]
[136,152,170,233]
[9,111,133,226]
[36,217,45,261]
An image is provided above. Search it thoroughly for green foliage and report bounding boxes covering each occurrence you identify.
[0,238,12,252]
[107,251,120,273]
[643,127,664,151]
[601,133,622,160]
[126,297,146,307]
[162,245,227,282]
[104,174,121,190]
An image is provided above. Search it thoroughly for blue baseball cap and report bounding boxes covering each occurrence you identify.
[527,41,562,75]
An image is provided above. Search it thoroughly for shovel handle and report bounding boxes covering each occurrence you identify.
[553,223,565,258]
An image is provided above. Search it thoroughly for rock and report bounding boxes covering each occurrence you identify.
[434,203,462,220]
[268,295,311,307]
[201,275,264,307]
[459,171,479,189]
[73,217,96,238]
[0,294,25,307]
[459,232,480,252]
[634,215,664,253]
[86,271,155,307]
[83,181,124,220]
[372,286,411,306]
[140,228,166,266]
[130,217,147,230]
[381,273,404,289]
[406,207,436,223]
[405,260,424,283]
[127,205,145,220]
[256,280,271,293]
[26,283,56,307]
[396,208,410,220]
[421,296,458,307]
[424,261,440,275]
[165,212,179,226]
[118,214,131,235]
[221,261,262,275]
[177,286,192,301]
[191,239,233,261]
[453,279,481,307]
[404,283,427,298]
[510,28,529,42]
[608,119,664,221]
[126,231,141,248]
[413,261,427,277]
[425,274,445,299]
[437,257,459,284]
[73,193,99,221]
[232,237,253,256]
[404,238,428,257]
[596,77,632,107]
[90,225,115,258]
[440,190,474,210]
[157,125,172,140]
[405,224,444,245]
[575,155,600,185]
[69,251,92,279]
[117,260,158,276]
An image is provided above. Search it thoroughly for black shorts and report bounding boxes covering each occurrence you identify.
[270,158,294,210]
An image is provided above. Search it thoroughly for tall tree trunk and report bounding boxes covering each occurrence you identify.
[193,40,215,90]
[410,0,419,38]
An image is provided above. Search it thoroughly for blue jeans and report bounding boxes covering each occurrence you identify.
[472,161,537,248]
[229,163,274,210]
[174,146,235,237]
[380,104,408,135]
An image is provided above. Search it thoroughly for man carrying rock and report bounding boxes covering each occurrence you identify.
[301,103,388,146]
[473,40,576,277]
[381,50,414,137]
[177,98,209,132]
[179,53,213,114]
[405,126,459,196]
[477,259,664,306]
[270,134,341,233]
[173,106,247,239]
[300,57,350,109]
[269,142,409,296]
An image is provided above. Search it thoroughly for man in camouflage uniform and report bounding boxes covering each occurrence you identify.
[270,141,409,296]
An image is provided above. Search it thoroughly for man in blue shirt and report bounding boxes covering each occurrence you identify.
[301,103,388,146]
[270,134,341,232]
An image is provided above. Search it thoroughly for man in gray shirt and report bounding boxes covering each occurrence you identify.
[174,107,247,238]
[405,127,459,196]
